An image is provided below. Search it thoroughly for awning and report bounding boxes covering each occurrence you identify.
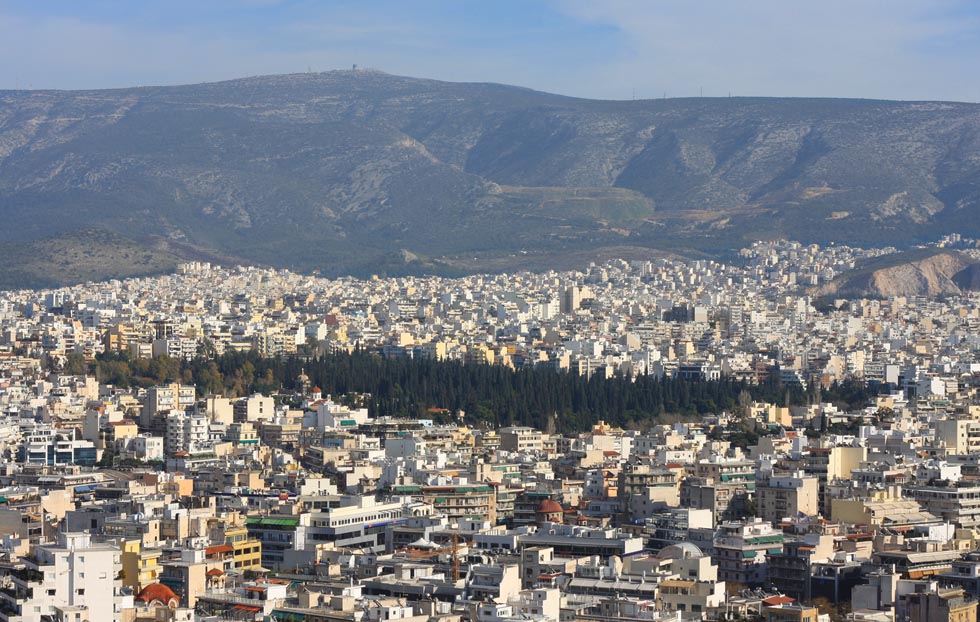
[233,604,261,612]
[246,517,299,528]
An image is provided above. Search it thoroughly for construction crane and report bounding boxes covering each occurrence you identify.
[399,532,463,581]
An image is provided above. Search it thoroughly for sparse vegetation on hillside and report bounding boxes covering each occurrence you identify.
[4,72,980,286]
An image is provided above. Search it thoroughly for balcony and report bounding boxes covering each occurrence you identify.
[10,569,42,585]
[0,588,26,622]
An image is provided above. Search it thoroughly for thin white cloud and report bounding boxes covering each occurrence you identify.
[1,2,978,101]
[551,0,980,101]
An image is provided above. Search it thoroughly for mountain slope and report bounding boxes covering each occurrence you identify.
[815,250,980,298]
[2,70,980,286]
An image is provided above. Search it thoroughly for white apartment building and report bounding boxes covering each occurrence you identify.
[141,384,196,427]
[234,394,276,423]
[713,519,785,586]
[165,411,209,455]
[305,495,407,553]
[116,434,164,462]
[0,532,126,622]
[308,400,369,429]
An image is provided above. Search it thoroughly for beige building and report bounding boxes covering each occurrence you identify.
[756,472,820,523]
[500,427,544,453]
[656,543,726,616]
[831,485,936,527]
[120,539,165,594]
[806,445,867,481]
[907,585,978,622]
[936,418,980,456]
[750,402,792,427]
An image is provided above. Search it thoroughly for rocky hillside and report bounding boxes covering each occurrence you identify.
[3,70,980,285]
[815,250,980,298]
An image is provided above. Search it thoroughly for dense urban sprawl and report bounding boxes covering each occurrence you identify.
[0,239,980,622]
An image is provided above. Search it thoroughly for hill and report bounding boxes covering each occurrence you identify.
[3,70,980,285]
[814,249,980,298]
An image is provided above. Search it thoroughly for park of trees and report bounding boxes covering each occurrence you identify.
[83,347,883,433]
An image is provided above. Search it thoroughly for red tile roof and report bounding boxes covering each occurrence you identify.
[763,596,795,606]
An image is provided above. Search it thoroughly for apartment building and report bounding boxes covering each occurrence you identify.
[907,585,978,622]
[306,495,407,553]
[712,519,785,586]
[906,483,980,529]
[756,472,820,523]
[500,427,544,453]
[680,477,754,525]
[393,483,497,524]
[0,532,124,622]
[141,383,196,427]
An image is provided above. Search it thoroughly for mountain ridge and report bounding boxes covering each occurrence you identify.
[3,70,980,286]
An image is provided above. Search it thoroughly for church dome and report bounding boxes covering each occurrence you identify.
[659,542,704,560]
[136,583,180,608]
[536,499,564,514]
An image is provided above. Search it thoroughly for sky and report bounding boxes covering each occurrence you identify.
[2,0,980,102]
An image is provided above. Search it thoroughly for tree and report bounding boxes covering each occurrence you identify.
[300,336,319,356]
[737,389,753,417]
[97,446,116,468]
[97,360,132,388]
[63,352,89,376]
[811,596,850,622]
[197,338,218,359]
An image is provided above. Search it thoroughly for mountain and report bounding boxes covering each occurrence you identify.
[814,249,980,298]
[2,69,980,286]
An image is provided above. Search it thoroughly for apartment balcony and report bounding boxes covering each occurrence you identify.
[10,568,43,588]
[0,588,26,622]
[470,583,502,597]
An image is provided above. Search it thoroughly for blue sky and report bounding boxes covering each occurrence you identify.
[2,0,980,101]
